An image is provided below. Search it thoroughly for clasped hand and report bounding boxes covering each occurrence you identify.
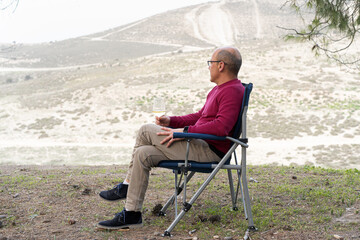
[155,115,183,147]
[157,127,184,148]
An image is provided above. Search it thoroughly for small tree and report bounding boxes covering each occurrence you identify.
[0,0,19,54]
[281,0,360,69]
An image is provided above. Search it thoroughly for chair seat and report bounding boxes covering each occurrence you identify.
[157,160,228,173]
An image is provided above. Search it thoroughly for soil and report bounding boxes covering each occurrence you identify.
[1,165,359,240]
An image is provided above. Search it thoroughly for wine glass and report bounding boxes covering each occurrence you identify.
[152,97,166,117]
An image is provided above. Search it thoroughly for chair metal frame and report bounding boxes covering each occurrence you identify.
[157,83,256,236]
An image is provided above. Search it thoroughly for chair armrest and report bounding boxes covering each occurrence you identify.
[173,133,249,148]
[173,132,227,141]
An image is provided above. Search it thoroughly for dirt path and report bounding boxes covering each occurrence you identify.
[0,64,98,72]
[251,0,263,39]
[185,1,236,46]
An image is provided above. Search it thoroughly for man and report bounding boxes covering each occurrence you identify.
[97,46,245,229]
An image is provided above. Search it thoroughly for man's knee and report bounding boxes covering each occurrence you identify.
[133,146,160,169]
[138,123,157,135]
[137,123,161,143]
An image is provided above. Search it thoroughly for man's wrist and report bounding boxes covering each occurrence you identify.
[183,126,189,133]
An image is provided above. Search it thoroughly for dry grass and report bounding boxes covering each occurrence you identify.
[0,164,359,239]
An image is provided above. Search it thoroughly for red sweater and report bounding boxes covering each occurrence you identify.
[169,79,245,155]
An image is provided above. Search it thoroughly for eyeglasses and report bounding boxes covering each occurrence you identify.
[207,60,226,67]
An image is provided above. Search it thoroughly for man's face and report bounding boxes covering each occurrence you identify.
[209,50,220,84]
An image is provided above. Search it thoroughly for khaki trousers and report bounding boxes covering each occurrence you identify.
[124,123,221,211]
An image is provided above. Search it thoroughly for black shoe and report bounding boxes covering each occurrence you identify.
[99,182,128,201]
[97,208,143,230]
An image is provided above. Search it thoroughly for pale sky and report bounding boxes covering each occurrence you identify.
[0,0,215,43]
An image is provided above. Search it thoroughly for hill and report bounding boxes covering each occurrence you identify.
[0,0,305,68]
[0,0,359,169]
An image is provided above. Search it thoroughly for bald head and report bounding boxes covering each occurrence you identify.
[215,47,242,77]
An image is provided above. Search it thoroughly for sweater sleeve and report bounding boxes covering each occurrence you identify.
[187,87,243,136]
[169,107,203,128]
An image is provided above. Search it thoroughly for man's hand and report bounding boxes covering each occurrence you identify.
[155,115,170,127]
[157,127,184,147]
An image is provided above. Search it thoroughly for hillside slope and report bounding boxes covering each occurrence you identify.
[0,0,304,68]
[1,1,359,169]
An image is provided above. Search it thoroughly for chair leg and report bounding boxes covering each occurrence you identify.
[242,173,257,231]
[159,171,196,216]
[163,168,222,236]
[237,168,248,220]
[163,144,238,236]
[174,171,178,217]
[241,153,256,229]
[227,169,238,210]
[233,152,245,214]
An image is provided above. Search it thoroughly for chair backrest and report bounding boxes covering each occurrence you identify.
[232,83,253,140]
[221,82,252,165]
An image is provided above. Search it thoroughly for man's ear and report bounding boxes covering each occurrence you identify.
[218,62,225,72]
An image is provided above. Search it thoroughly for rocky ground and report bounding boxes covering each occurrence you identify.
[0,164,359,240]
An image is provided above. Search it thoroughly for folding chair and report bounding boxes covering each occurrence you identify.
[156,83,256,236]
